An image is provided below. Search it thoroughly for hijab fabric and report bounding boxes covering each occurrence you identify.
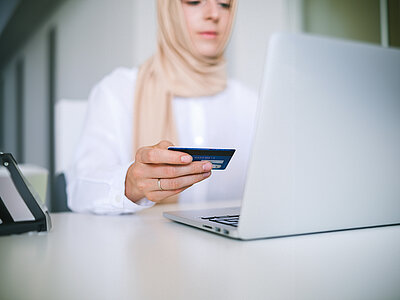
[133,0,237,153]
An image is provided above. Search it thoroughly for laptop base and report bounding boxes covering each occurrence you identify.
[163,207,241,239]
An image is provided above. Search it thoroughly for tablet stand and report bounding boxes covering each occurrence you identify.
[0,152,52,235]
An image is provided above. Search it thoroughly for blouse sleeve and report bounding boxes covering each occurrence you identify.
[65,70,155,214]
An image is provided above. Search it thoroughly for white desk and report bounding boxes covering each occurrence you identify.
[1,200,400,300]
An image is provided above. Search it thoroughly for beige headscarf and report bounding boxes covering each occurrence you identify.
[133,0,237,153]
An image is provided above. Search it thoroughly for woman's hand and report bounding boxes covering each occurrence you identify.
[125,140,212,203]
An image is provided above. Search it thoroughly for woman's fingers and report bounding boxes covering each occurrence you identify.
[137,147,193,165]
[136,140,193,165]
[154,140,174,149]
[155,172,211,191]
[145,170,212,203]
[146,186,191,203]
[143,161,212,179]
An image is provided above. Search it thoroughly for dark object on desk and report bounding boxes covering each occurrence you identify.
[0,152,52,235]
[53,172,71,212]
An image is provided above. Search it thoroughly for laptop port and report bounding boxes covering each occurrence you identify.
[223,229,229,235]
[215,227,221,232]
[202,225,212,230]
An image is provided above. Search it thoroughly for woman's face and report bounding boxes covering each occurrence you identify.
[181,0,232,58]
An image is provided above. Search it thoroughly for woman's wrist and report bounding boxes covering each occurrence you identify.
[124,163,144,203]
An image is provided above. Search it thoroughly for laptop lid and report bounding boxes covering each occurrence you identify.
[238,33,400,240]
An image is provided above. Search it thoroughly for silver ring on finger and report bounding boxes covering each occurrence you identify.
[157,178,164,191]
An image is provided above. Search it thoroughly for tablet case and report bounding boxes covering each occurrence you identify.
[0,152,52,235]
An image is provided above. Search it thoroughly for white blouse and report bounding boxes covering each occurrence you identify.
[66,68,258,214]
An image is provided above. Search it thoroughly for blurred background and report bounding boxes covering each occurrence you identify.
[0,0,399,211]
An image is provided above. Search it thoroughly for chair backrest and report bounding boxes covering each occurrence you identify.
[54,99,88,212]
[55,99,88,174]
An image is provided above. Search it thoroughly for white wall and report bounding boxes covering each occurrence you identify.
[23,26,48,168]
[132,0,157,66]
[54,0,136,100]
[229,0,296,91]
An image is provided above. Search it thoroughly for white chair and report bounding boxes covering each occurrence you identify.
[54,99,88,211]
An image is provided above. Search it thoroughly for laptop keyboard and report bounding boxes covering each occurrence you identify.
[201,215,240,227]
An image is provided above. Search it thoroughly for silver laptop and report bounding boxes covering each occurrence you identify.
[163,33,400,240]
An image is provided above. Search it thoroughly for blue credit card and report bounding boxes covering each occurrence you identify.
[168,147,235,170]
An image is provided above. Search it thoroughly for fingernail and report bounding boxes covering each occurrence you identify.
[203,162,212,171]
[203,171,211,178]
[181,155,192,163]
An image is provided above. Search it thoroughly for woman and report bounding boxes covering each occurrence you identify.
[66,0,257,214]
